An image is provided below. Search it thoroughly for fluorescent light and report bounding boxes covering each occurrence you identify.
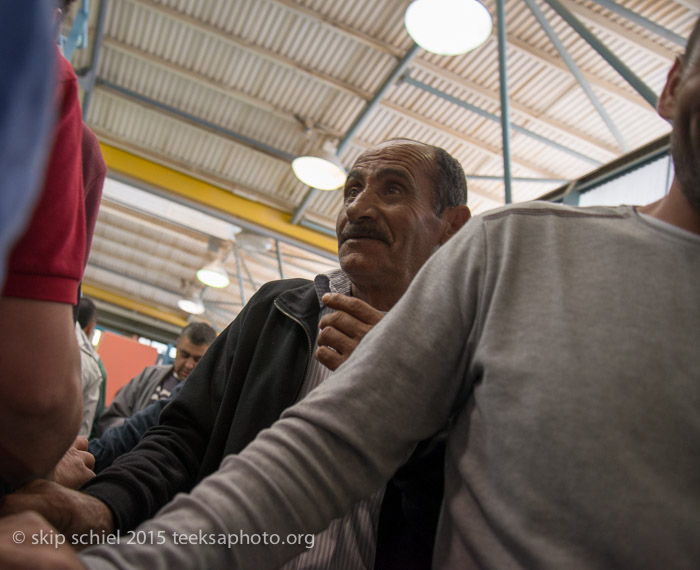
[404,0,492,56]
[177,296,205,315]
[292,143,346,191]
[196,259,230,288]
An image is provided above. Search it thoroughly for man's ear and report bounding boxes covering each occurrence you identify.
[438,205,471,245]
[658,56,683,121]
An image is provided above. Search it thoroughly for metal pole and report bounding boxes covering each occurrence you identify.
[275,240,285,280]
[404,75,601,166]
[496,0,513,204]
[542,0,659,109]
[96,79,296,162]
[233,244,247,306]
[82,0,109,120]
[524,0,629,152]
[592,0,687,47]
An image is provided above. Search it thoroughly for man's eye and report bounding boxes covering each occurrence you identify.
[346,187,360,198]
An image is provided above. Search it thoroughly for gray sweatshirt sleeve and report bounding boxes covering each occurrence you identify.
[80,218,487,570]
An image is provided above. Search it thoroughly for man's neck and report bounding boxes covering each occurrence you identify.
[637,178,700,235]
[350,282,403,312]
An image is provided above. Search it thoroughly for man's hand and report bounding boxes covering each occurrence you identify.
[316,293,384,371]
[0,480,114,547]
[50,437,95,490]
[0,511,86,569]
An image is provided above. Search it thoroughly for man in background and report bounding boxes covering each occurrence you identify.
[96,322,216,434]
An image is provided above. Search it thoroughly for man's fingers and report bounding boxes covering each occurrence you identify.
[321,293,383,325]
[317,326,357,356]
[315,346,343,372]
[73,437,89,452]
[318,311,371,341]
[79,450,95,471]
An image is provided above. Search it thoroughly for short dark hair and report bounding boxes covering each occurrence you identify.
[683,17,700,69]
[180,322,217,346]
[77,297,98,330]
[386,138,468,214]
[429,146,468,214]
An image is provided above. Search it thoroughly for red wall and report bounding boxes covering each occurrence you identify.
[97,331,159,405]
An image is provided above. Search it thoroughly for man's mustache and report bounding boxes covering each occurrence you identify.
[339,222,391,246]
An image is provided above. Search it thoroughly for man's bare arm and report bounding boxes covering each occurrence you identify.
[0,298,82,489]
[0,480,114,546]
[0,511,86,569]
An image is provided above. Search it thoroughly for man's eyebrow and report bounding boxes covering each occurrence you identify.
[375,166,412,183]
[345,169,363,181]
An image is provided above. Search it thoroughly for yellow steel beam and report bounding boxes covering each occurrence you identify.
[99,143,338,254]
[82,283,188,328]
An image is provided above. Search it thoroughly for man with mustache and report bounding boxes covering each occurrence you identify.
[2,139,470,569]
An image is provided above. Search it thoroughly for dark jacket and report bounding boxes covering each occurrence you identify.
[96,365,174,435]
[82,278,443,569]
[88,382,183,473]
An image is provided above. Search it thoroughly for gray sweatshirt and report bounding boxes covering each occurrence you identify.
[83,203,700,569]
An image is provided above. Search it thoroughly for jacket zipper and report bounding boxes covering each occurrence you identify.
[274,299,313,403]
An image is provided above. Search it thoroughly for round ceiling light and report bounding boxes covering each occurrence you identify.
[404,0,493,56]
[291,143,346,191]
[196,259,230,288]
[177,296,205,315]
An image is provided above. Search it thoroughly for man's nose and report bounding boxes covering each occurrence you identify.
[346,187,379,221]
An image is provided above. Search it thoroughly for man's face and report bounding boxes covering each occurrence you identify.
[665,47,700,210]
[335,141,448,292]
[173,336,209,380]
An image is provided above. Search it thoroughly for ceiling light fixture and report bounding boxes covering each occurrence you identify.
[291,141,346,191]
[177,296,205,315]
[404,0,493,56]
[196,259,230,288]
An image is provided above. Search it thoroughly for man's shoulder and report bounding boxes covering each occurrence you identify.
[248,278,315,306]
[134,365,172,382]
[481,201,630,223]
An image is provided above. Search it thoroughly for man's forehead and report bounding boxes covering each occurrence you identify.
[351,141,434,172]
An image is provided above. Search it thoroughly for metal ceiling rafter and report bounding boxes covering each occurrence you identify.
[79,0,109,119]
[558,0,679,61]
[466,174,568,183]
[380,98,564,180]
[99,37,344,140]
[402,75,602,166]
[413,59,619,157]
[504,35,648,108]
[592,0,687,47]
[496,0,514,203]
[96,78,297,162]
[542,0,660,109]
[524,0,629,152]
